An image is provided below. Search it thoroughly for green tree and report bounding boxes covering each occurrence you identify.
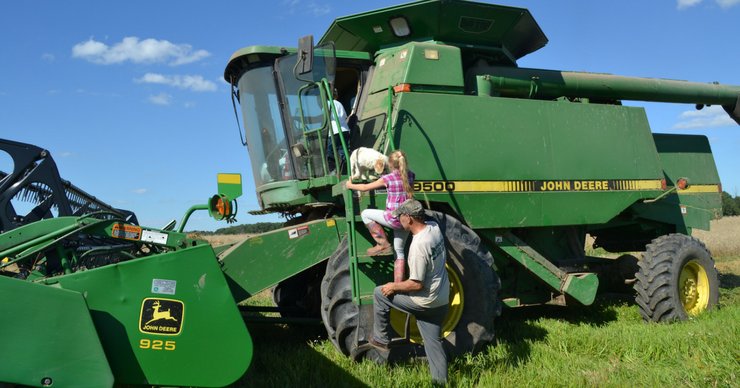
[214,222,283,235]
[721,191,740,216]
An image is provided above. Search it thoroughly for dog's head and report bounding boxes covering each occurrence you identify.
[373,157,387,175]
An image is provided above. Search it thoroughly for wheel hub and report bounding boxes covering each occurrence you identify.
[390,263,464,343]
[678,259,710,316]
[681,278,698,307]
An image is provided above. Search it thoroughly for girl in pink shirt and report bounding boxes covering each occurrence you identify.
[346,150,415,282]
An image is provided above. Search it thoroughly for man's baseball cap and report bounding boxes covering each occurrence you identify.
[392,199,425,218]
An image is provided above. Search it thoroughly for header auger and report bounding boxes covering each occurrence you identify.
[2,1,737,386]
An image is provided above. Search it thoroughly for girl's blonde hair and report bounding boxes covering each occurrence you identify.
[389,149,414,198]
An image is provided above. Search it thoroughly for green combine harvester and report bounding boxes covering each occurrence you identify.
[2,1,739,386]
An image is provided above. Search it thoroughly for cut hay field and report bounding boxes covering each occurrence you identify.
[207,217,739,387]
[695,216,740,285]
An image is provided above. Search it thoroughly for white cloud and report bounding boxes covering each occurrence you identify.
[716,0,740,8]
[672,105,735,129]
[72,37,210,66]
[282,0,331,16]
[309,3,331,16]
[58,152,73,158]
[135,73,217,92]
[677,0,740,8]
[148,93,172,106]
[677,0,703,9]
[133,188,148,194]
[41,53,55,62]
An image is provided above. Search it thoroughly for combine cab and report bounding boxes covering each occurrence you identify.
[2,1,738,386]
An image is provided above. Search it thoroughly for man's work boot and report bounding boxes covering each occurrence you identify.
[366,222,392,256]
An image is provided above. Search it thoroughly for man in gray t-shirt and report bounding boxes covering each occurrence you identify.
[366,199,450,385]
[407,218,449,308]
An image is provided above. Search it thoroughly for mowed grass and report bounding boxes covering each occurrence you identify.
[225,218,740,387]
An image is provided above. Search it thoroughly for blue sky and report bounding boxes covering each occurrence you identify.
[1,0,738,231]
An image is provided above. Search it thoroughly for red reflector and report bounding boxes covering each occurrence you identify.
[676,178,688,190]
[393,84,412,93]
[661,179,667,191]
[216,198,229,216]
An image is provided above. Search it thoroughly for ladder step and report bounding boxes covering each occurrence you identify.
[355,254,393,264]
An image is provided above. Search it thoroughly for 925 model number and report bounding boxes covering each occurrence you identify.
[139,339,176,351]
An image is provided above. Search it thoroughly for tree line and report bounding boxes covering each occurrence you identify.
[192,222,283,235]
[722,191,740,216]
[214,222,283,234]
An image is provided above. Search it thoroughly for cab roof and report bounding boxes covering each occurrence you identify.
[318,0,548,59]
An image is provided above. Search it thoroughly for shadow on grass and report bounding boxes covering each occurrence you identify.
[480,296,626,369]
[502,296,624,327]
[490,317,548,369]
[230,323,368,388]
[719,272,740,289]
[384,296,626,374]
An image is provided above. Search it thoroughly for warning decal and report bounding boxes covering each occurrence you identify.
[139,298,184,335]
[111,223,142,240]
[288,226,310,239]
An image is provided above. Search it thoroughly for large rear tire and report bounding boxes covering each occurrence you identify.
[320,212,500,361]
[634,233,719,322]
[427,211,501,356]
[320,238,359,356]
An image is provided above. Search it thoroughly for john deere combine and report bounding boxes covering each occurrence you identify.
[2,1,739,386]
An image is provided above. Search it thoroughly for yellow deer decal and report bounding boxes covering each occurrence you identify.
[145,300,179,325]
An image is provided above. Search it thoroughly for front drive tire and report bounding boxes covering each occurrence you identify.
[634,233,719,322]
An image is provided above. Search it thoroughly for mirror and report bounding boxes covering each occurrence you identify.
[298,35,314,75]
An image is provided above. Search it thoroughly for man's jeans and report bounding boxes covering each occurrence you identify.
[373,286,449,384]
[327,132,349,172]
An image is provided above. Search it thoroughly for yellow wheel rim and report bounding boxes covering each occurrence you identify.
[679,259,710,316]
[389,263,464,343]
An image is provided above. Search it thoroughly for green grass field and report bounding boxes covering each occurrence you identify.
[227,220,740,387]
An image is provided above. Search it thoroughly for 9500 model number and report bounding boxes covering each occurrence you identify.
[413,181,455,192]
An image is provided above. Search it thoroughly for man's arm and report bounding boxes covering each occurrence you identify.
[380,279,423,297]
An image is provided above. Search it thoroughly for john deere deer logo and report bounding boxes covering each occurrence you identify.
[145,300,178,325]
[139,298,184,335]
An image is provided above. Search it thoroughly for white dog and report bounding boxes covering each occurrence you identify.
[349,147,388,180]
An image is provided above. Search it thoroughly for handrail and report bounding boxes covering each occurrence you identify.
[177,204,209,233]
[296,83,330,177]
[319,77,359,300]
[320,78,351,175]
[386,86,396,151]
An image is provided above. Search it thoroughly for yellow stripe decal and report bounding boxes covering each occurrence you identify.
[217,173,241,185]
[412,179,664,193]
[678,184,720,194]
